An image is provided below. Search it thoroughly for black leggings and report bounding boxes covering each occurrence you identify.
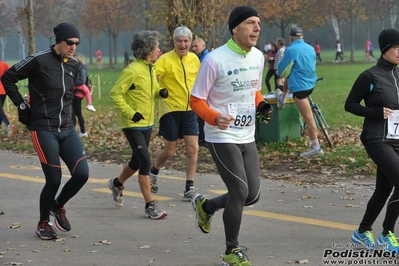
[265,68,277,93]
[359,143,399,234]
[0,95,10,126]
[122,128,152,175]
[72,97,85,133]
[205,142,261,248]
[31,128,89,221]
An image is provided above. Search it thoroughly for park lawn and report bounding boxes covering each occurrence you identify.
[1,51,379,176]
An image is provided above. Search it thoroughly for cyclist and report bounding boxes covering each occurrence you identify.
[275,26,321,158]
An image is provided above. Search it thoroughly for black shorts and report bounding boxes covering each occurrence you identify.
[159,111,198,141]
[293,89,314,100]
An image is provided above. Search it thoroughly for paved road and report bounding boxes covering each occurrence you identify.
[0,151,391,266]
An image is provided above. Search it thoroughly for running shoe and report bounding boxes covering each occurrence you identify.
[86,105,96,112]
[351,229,377,250]
[274,88,285,110]
[377,231,399,253]
[222,247,252,266]
[108,177,124,207]
[144,201,167,220]
[50,206,71,232]
[191,193,213,233]
[79,132,88,138]
[7,124,16,138]
[183,186,197,202]
[150,172,158,193]
[36,220,58,240]
[300,147,323,158]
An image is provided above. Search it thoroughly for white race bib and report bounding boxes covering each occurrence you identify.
[386,110,399,139]
[228,102,255,129]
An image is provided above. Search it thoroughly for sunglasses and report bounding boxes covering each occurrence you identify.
[65,40,80,46]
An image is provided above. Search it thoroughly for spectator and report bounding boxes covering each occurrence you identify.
[274,37,286,92]
[72,53,96,138]
[0,60,15,138]
[123,48,130,67]
[149,26,201,201]
[191,37,210,63]
[265,42,278,94]
[191,37,210,148]
[95,48,102,69]
[334,40,344,62]
[315,42,322,62]
[108,30,168,220]
[276,27,321,158]
[369,40,376,61]
[1,22,89,240]
[190,6,270,265]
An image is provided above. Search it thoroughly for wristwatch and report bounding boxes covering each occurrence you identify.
[19,102,27,110]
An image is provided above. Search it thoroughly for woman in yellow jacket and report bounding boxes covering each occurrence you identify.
[108,30,169,219]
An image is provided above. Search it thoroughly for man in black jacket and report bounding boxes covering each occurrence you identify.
[1,22,89,240]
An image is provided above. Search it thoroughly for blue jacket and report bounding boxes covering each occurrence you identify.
[278,39,316,93]
[197,49,210,63]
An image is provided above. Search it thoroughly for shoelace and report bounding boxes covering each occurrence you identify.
[117,186,124,198]
[387,231,399,247]
[363,231,375,243]
[151,175,158,185]
[40,221,57,232]
[232,247,249,262]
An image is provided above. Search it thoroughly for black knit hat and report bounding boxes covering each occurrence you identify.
[378,28,399,55]
[228,6,259,34]
[53,22,80,44]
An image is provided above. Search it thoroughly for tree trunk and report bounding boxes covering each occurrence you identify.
[27,0,35,54]
[113,34,118,65]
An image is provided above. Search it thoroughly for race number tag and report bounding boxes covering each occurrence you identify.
[228,102,255,129]
[386,110,399,139]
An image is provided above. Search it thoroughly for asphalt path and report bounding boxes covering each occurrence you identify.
[0,151,392,266]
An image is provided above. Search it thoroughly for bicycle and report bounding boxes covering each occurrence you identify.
[299,77,334,148]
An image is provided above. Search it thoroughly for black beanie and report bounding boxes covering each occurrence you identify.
[378,28,399,55]
[228,6,259,35]
[53,22,80,44]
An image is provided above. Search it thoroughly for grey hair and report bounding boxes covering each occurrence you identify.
[131,30,160,60]
[193,37,205,45]
[173,26,193,41]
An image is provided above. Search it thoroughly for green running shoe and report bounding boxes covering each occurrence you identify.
[222,247,252,266]
[191,193,213,233]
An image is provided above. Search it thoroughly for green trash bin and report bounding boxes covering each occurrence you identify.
[256,94,301,143]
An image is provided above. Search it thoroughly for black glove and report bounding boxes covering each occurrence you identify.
[159,88,168,98]
[256,101,273,124]
[132,112,144,123]
[18,103,31,125]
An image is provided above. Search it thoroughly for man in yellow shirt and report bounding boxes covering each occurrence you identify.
[150,26,201,201]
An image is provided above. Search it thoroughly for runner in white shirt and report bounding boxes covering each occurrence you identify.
[189,5,273,266]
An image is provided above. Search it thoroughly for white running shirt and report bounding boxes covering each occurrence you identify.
[191,44,264,143]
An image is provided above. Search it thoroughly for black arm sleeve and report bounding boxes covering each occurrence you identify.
[344,70,383,119]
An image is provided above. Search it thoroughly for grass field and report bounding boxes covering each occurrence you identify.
[1,49,379,176]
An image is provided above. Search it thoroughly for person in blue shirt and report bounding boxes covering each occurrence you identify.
[191,38,210,63]
[191,37,211,147]
[275,26,321,158]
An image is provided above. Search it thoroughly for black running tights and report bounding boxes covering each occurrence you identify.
[359,143,399,235]
[206,141,261,248]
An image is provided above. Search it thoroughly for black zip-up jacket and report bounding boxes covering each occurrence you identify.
[345,57,399,145]
[1,45,79,132]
